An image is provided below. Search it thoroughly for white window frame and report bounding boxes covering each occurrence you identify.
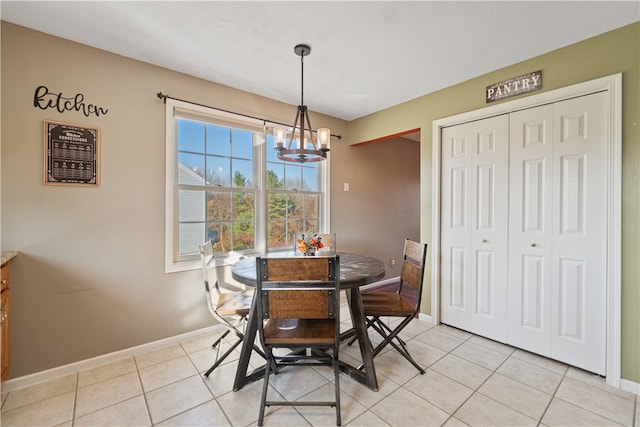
[165,99,330,272]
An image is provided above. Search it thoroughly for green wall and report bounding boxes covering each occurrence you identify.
[348,22,640,384]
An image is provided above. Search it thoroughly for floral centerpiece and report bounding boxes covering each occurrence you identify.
[296,233,324,256]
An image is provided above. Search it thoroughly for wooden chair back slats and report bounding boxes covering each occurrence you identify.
[261,257,333,281]
[401,261,422,292]
[263,289,334,319]
[403,239,423,264]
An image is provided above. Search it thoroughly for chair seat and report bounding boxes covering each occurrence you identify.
[216,290,254,316]
[264,318,336,345]
[361,292,414,317]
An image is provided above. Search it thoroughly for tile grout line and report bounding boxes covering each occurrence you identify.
[181,340,236,427]
[70,371,79,427]
[551,374,636,427]
[537,366,569,427]
[184,338,244,427]
[132,351,154,426]
[450,339,514,425]
[420,325,477,426]
[472,350,548,425]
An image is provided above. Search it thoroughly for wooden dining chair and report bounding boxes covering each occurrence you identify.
[199,240,264,377]
[255,255,342,426]
[358,238,428,373]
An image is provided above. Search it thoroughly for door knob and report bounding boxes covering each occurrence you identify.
[482,239,487,243]
[530,243,536,247]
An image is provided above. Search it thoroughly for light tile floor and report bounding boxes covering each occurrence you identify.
[2,301,638,426]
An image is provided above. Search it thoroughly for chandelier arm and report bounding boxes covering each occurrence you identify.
[303,107,317,149]
[288,107,301,149]
[299,105,306,148]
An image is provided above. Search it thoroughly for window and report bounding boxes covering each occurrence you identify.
[177,118,257,254]
[165,99,329,272]
[266,139,323,250]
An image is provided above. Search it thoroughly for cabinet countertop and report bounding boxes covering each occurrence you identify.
[1,251,17,266]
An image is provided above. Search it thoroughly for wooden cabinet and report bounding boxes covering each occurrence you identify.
[1,261,10,381]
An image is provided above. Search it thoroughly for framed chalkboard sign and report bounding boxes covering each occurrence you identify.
[44,120,100,186]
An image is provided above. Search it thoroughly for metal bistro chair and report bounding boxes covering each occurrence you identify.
[256,255,342,426]
[358,238,428,374]
[199,240,265,377]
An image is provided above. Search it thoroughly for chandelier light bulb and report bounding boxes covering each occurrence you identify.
[273,127,285,148]
[317,128,330,150]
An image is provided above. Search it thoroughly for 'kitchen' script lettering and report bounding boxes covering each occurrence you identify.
[33,85,109,117]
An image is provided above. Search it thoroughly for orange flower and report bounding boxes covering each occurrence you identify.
[298,233,324,254]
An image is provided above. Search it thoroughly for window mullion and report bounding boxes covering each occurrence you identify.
[255,128,267,253]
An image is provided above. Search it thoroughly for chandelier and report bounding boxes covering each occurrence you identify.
[273,44,330,163]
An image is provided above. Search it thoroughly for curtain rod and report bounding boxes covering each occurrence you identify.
[157,92,342,140]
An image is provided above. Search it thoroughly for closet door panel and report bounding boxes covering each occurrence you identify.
[551,92,607,375]
[441,115,509,342]
[508,104,554,355]
[441,123,474,330]
[521,255,545,330]
[469,117,509,341]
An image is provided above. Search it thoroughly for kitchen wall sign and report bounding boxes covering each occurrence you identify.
[44,120,100,187]
[34,85,108,117]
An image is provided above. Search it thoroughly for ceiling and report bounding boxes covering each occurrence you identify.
[2,1,639,121]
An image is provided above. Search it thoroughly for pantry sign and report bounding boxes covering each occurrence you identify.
[486,70,542,103]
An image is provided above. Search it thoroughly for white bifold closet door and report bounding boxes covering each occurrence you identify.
[440,115,509,343]
[507,92,607,375]
[440,92,607,375]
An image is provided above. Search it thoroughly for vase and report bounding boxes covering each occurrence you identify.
[304,247,316,256]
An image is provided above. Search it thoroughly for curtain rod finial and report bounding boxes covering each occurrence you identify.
[157,92,167,103]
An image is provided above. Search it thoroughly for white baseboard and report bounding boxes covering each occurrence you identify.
[620,378,640,396]
[418,312,433,324]
[2,325,220,393]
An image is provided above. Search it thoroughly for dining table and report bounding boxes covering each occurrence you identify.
[231,251,386,392]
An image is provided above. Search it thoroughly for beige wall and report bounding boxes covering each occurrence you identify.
[0,22,420,378]
[348,23,640,384]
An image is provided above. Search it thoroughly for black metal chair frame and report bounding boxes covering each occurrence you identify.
[255,255,342,426]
